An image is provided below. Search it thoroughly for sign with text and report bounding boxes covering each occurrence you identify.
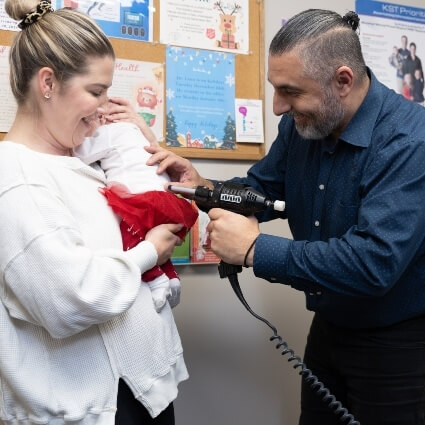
[165,46,236,150]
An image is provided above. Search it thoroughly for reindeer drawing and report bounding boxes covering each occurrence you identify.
[214,1,241,50]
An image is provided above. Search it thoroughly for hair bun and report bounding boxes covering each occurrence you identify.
[18,1,54,30]
[342,11,360,31]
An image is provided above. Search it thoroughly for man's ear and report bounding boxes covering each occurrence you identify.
[333,66,354,98]
[38,67,56,98]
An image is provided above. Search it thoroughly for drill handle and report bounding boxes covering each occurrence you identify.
[218,260,242,278]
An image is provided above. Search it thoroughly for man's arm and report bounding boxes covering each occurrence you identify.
[145,144,214,190]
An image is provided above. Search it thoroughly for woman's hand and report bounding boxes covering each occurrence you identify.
[105,97,159,146]
[145,223,183,265]
[145,144,213,190]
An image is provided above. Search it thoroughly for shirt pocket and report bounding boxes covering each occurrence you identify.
[329,201,359,238]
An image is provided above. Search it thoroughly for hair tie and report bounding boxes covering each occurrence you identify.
[342,11,360,33]
[18,1,54,30]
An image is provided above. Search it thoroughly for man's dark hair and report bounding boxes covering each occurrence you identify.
[269,9,367,86]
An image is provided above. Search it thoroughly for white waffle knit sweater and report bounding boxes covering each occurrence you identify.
[0,142,188,424]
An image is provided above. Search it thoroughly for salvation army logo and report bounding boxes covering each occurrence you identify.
[206,28,216,39]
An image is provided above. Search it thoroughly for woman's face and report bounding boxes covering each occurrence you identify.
[44,55,114,154]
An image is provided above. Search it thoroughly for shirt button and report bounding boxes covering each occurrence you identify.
[314,220,320,227]
[319,184,325,190]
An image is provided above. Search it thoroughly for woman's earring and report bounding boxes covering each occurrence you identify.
[44,92,51,99]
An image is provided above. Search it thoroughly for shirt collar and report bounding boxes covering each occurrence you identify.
[339,68,383,148]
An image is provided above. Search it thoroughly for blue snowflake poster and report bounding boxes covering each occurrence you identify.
[165,46,236,150]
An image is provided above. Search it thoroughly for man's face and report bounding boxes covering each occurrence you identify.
[401,36,408,48]
[268,53,345,140]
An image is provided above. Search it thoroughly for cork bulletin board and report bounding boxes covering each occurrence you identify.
[0,0,265,161]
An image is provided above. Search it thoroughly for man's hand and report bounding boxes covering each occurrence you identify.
[145,144,213,190]
[207,209,260,266]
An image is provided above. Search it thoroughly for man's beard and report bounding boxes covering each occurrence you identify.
[290,88,345,140]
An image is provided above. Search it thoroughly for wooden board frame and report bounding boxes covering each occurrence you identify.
[0,0,265,160]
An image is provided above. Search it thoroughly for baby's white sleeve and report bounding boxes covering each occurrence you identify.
[74,126,114,165]
[98,122,170,193]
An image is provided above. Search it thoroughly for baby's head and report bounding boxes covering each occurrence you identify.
[414,68,422,79]
[81,100,111,137]
[91,99,115,130]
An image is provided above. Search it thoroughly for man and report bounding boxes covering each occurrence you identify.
[147,9,425,425]
[398,34,410,83]
[404,41,423,83]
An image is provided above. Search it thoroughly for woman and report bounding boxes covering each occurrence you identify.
[1,1,187,424]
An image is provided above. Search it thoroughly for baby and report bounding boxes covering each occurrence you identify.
[74,99,198,311]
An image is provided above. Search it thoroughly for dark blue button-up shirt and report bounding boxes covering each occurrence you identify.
[232,71,425,328]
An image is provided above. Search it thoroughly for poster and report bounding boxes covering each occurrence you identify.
[160,0,249,54]
[0,50,164,138]
[171,234,190,264]
[56,0,153,42]
[165,46,235,150]
[356,0,425,104]
[0,46,17,132]
[109,58,164,141]
[190,202,220,264]
[235,98,264,143]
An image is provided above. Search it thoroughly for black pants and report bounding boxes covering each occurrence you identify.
[115,379,175,425]
[299,313,425,425]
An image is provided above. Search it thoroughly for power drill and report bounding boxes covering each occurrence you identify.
[168,181,285,216]
[168,181,285,277]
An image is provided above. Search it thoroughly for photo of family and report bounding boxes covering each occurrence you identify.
[389,35,424,104]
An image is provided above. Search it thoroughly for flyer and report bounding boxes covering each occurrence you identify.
[56,0,153,42]
[0,45,17,132]
[356,0,425,104]
[235,98,264,143]
[190,202,220,264]
[109,58,164,141]
[166,46,236,150]
[160,0,249,54]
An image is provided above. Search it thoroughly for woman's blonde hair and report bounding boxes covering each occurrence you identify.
[5,0,115,105]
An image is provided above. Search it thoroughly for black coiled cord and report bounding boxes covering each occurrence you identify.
[218,262,360,425]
